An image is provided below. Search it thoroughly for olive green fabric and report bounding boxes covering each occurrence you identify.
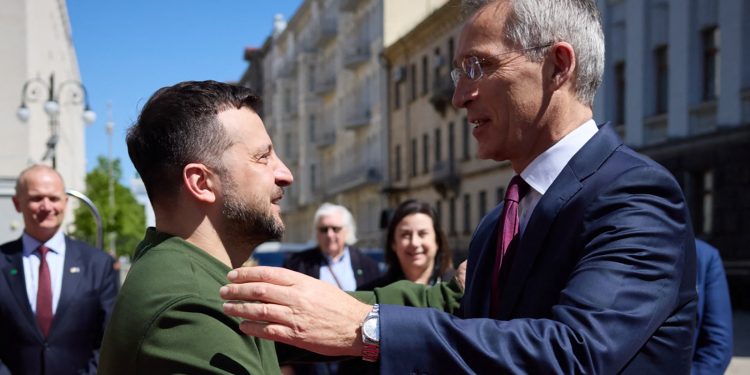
[99,228,279,374]
[353,278,463,315]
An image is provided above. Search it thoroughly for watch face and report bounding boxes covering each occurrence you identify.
[363,317,379,342]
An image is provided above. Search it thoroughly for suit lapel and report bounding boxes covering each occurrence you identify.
[2,238,44,340]
[464,206,503,317]
[54,237,83,332]
[497,123,622,318]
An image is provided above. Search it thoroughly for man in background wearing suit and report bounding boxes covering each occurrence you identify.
[221,0,697,373]
[284,203,380,292]
[282,203,380,375]
[0,164,119,374]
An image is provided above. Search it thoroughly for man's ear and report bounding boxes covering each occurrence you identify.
[183,163,217,204]
[547,42,576,90]
[11,196,20,213]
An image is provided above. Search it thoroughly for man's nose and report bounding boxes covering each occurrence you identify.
[451,79,476,109]
[274,159,294,187]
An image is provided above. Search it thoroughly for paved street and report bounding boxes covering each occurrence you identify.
[727,309,750,374]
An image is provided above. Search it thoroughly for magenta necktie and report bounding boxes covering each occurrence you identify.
[490,175,529,316]
[36,245,53,337]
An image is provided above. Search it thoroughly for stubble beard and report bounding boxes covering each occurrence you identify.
[221,177,285,244]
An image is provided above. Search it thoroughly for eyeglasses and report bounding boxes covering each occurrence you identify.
[450,43,553,87]
[318,226,343,234]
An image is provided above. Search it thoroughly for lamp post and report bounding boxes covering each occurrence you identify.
[16,73,96,169]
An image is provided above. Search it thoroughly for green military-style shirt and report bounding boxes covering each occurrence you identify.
[99,228,279,374]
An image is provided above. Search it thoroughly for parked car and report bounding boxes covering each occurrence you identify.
[250,242,385,272]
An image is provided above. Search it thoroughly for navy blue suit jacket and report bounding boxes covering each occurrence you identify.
[378,124,697,374]
[692,239,733,374]
[283,246,381,289]
[0,235,119,375]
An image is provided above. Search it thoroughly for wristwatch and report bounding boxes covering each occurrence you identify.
[361,304,380,362]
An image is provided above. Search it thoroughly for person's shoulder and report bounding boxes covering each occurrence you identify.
[286,247,321,262]
[64,236,114,262]
[0,237,22,254]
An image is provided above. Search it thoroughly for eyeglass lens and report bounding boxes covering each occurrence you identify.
[318,226,343,234]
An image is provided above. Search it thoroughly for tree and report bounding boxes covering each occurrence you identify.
[71,156,145,258]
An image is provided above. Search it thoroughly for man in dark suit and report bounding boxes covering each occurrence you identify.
[0,164,119,374]
[284,203,380,291]
[220,0,697,373]
[282,203,380,375]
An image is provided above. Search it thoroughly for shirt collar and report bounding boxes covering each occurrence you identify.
[22,230,66,257]
[323,247,350,265]
[521,119,598,195]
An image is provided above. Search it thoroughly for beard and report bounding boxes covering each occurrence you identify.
[221,175,285,244]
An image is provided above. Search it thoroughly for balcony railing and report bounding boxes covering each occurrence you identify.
[328,165,382,195]
[431,160,460,197]
[343,43,370,70]
[314,74,336,96]
[343,107,371,130]
[313,129,336,148]
[689,100,717,135]
[643,113,667,145]
[430,77,454,115]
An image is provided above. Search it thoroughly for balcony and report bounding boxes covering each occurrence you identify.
[343,43,371,70]
[689,100,717,135]
[343,106,371,130]
[314,74,336,96]
[643,113,667,145]
[313,129,336,148]
[430,77,454,115]
[328,165,383,195]
[277,58,297,79]
[431,160,460,197]
[310,15,337,47]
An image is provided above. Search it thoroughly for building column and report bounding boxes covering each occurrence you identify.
[667,0,690,138]
[717,0,743,127]
[624,0,645,146]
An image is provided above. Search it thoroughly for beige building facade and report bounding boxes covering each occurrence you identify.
[0,0,88,243]
[247,0,449,247]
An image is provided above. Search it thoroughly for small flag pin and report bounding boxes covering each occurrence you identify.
[70,267,81,273]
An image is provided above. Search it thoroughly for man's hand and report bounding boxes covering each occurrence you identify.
[455,260,467,291]
[220,266,372,357]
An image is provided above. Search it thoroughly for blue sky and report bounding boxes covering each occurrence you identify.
[67,0,302,185]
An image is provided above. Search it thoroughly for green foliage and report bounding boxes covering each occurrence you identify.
[71,156,146,258]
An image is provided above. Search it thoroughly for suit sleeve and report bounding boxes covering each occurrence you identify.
[692,248,733,374]
[378,166,695,374]
[86,253,119,375]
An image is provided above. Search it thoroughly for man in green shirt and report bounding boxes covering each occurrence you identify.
[99,80,294,374]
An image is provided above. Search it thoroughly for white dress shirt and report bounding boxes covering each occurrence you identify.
[21,230,66,314]
[518,119,599,234]
[318,247,357,291]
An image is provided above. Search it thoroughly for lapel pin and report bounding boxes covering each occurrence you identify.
[10,268,18,276]
[70,267,81,274]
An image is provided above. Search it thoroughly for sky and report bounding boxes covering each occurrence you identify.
[67,0,303,185]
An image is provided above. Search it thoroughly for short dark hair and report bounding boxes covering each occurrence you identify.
[126,80,260,206]
[384,199,453,282]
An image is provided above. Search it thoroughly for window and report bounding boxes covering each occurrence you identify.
[701,27,720,101]
[411,138,418,177]
[434,128,442,162]
[309,115,316,142]
[436,200,443,230]
[448,38,455,64]
[394,79,401,110]
[478,190,487,220]
[449,197,456,235]
[422,55,429,95]
[614,61,626,125]
[284,132,292,158]
[654,46,669,114]
[422,133,429,174]
[394,144,402,181]
[462,117,470,160]
[308,64,316,93]
[311,164,317,193]
[448,122,455,164]
[410,64,417,101]
[463,194,471,234]
[701,170,714,235]
[433,48,442,85]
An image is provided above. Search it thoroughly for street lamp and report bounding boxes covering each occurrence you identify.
[17,73,96,169]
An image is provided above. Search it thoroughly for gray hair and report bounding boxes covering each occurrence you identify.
[462,0,604,106]
[311,203,358,245]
